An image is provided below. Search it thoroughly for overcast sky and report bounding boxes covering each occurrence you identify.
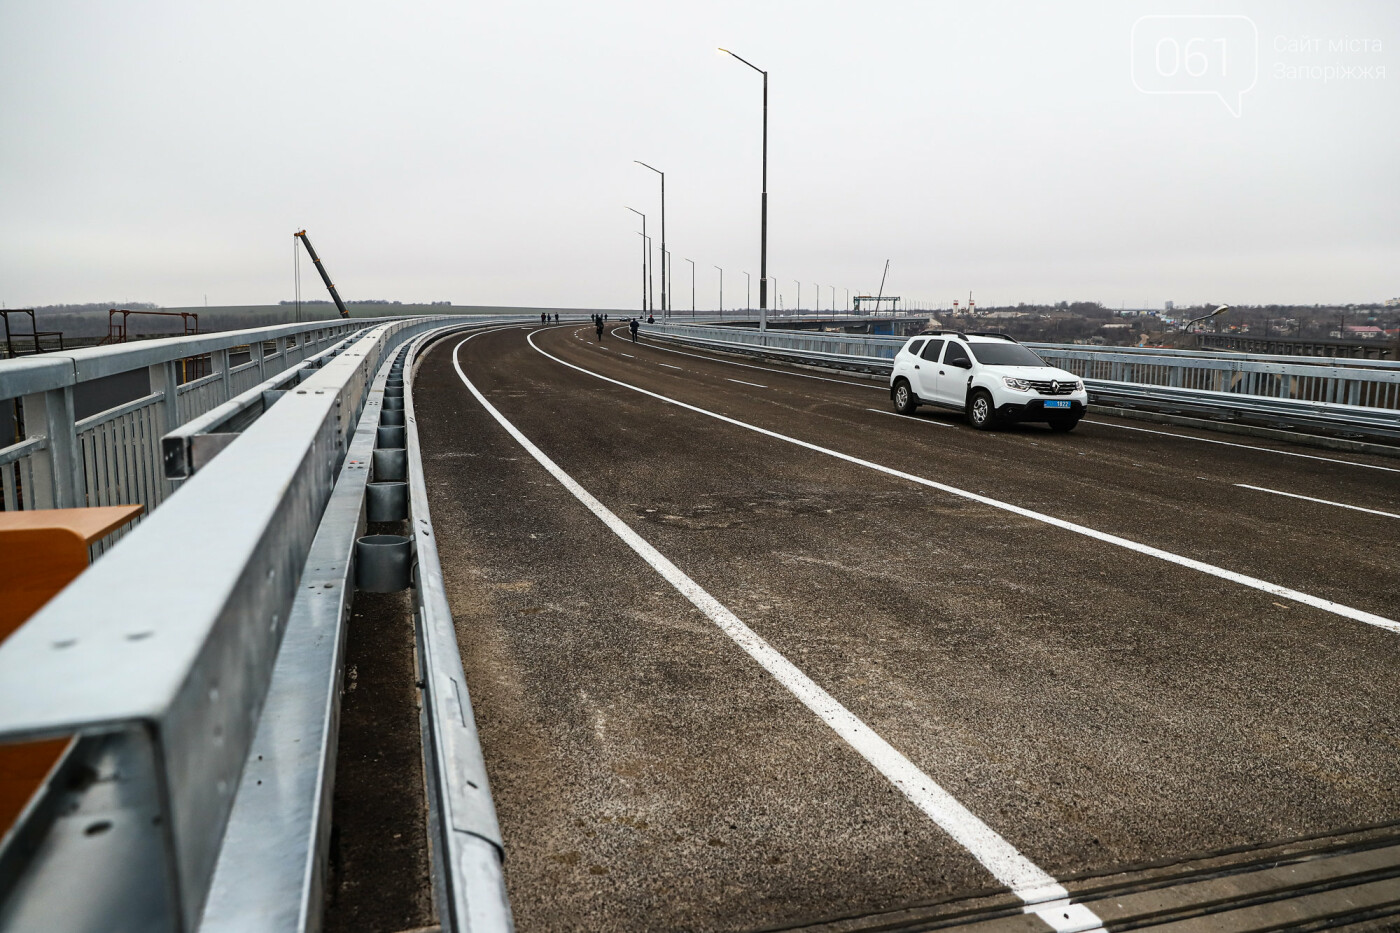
[1,0,1395,311]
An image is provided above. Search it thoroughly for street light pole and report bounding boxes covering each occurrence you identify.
[720,48,768,333]
[795,279,801,314]
[625,207,648,313]
[684,258,695,316]
[1180,304,1229,333]
[813,283,818,316]
[830,285,835,316]
[743,272,750,314]
[714,266,724,314]
[635,161,666,319]
[638,233,653,313]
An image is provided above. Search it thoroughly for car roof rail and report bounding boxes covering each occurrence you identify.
[920,330,968,339]
[967,331,1018,342]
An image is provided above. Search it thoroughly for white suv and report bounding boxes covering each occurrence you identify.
[888,332,1088,431]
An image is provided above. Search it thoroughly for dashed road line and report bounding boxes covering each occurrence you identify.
[727,378,767,389]
[659,363,682,370]
[1235,483,1400,519]
[1081,419,1400,473]
[526,330,1400,637]
[452,332,1105,932]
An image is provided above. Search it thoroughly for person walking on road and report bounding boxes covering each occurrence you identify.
[629,318,639,343]
[595,316,605,341]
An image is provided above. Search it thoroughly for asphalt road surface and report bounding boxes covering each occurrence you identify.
[412,322,1400,932]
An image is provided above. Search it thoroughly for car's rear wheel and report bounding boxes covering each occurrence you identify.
[968,390,996,430]
[1048,415,1080,433]
[892,379,918,415]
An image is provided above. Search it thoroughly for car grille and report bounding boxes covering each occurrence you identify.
[1026,379,1077,395]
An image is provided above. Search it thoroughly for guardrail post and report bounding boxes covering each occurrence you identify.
[19,387,83,509]
[149,360,181,437]
[252,340,266,381]
[215,348,232,403]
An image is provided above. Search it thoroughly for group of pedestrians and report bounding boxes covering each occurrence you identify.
[591,313,642,344]
[539,312,559,324]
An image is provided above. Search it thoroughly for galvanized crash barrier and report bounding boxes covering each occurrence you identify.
[642,322,1400,443]
[0,315,516,932]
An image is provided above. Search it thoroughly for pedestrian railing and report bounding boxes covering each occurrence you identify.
[642,322,1400,442]
[0,321,373,514]
[0,315,516,932]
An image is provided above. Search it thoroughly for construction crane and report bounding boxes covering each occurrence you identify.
[293,230,350,319]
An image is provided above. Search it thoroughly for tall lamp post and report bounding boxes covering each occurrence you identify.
[1181,304,1229,333]
[714,266,724,315]
[795,280,801,314]
[625,207,648,314]
[635,161,666,319]
[719,48,768,333]
[684,258,696,316]
[638,233,653,313]
[830,285,835,316]
[814,283,819,316]
[743,272,751,315]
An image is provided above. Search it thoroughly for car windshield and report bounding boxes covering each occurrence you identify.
[968,343,1048,367]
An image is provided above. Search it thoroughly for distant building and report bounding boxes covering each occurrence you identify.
[1164,300,1175,311]
[1344,325,1386,340]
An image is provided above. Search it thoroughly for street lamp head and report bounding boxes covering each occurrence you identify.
[1213,305,1229,316]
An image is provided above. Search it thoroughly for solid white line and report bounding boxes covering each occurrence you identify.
[1081,419,1400,474]
[1235,484,1400,520]
[727,378,768,389]
[636,336,883,390]
[525,331,1400,637]
[868,408,956,428]
[450,333,1103,929]
[659,362,682,370]
[620,353,635,358]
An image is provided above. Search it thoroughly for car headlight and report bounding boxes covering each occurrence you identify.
[1002,377,1032,391]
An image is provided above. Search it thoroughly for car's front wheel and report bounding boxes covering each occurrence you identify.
[967,390,996,430]
[892,379,918,415]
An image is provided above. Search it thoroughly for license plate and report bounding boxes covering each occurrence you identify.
[1044,400,1071,409]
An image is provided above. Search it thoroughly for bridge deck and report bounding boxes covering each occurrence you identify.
[412,322,1400,931]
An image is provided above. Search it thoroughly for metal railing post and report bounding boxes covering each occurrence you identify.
[216,348,232,403]
[253,340,266,381]
[149,360,181,437]
[20,386,82,509]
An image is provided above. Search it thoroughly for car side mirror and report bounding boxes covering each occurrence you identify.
[950,358,971,369]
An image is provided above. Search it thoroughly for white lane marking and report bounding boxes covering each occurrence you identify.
[727,378,768,389]
[451,334,1103,927]
[1081,419,1400,474]
[1235,484,1400,520]
[620,353,635,358]
[659,363,682,370]
[526,332,1400,636]
[868,408,956,428]
[636,337,883,390]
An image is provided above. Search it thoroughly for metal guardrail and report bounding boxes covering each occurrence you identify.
[0,319,379,514]
[0,315,514,932]
[643,323,1400,441]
